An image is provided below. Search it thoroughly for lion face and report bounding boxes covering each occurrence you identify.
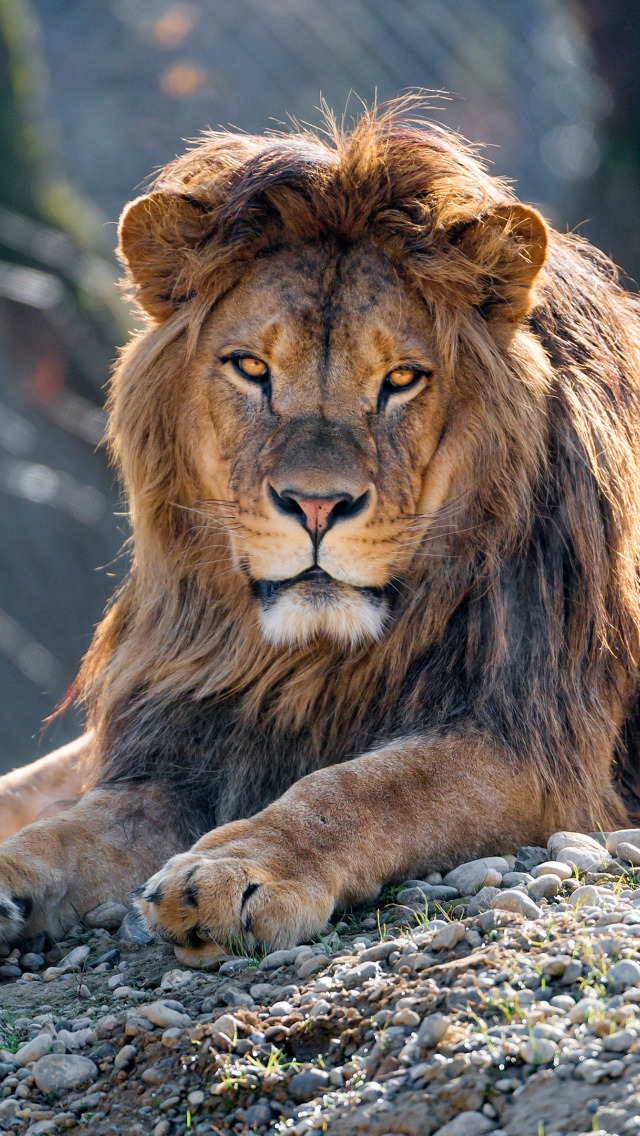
[115,119,549,653]
[190,242,448,646]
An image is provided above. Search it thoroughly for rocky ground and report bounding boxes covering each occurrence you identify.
[3,831,640,1135]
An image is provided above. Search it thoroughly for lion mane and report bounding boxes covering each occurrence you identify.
[75,100,640,842]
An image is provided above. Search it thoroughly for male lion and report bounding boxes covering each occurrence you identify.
[1,102,640,964]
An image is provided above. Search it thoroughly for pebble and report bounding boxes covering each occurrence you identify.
[15,1034,52,1067]
[466,886,502,916]
[417,1013,451,1048]
[528,873,561,900]
[57,946,90,974]
[616,842,640,866]
[222,987,255,1009]
[514,845,548,873]
[84,902,128,931]
[568,884,602,907]
[431,922,466,950]
[608,960,640,991]
[288,1068,330,1101]
[244,1102,273,1125]
[490,890,541,919]
[443,857,509,895]
[531,860,573,881]
[602,1028,638,1052]
[114,1043,137,1069]
[547,831,606,871]
[520,1036,558,1064]
[500,871,533,888]
[606,828,640,856]
[297,954,330,980]
[144,1001,191,1028]
[19,953,44,973]
[433,1112,497,1136]
[32,1054,98,1093]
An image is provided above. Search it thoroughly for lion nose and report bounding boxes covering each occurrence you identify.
[268,486,370,537]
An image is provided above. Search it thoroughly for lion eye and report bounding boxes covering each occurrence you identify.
[233,355,269,380]
[387,367,418,388]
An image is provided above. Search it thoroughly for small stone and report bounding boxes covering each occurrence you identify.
[603,1028,637,1052]
[153,1122,170,1136]
[84,902,128,932]
[467,886,502,917]
[491,891,541,919]
[32,1054,98,1093]
[113,1044,136,1070]
[58,945,91,973]
[605,828,640,856]
[211,1014,240,1041]
[187,1089,205,1106]
[118,910,153,944]
[217,957,250,976]
[615,842,640,866]
[144,1001,191,1029]
[433,1112,496,1136]
[269,1000,293,1016]
[19,954,44,973]
[548,830,606,855]
[222,987,254,1009]
[244,1102,273,1126]
[259,948,298,970]
[15,1033,52,1066]
[431,922,466,950]
[42,967,63,982]
[288,1067,330,1102]
[417,1013,451,1048]
[556,847,606,872]
[500,872,533,888]
[568,997,603,1023]
[396,884,458,904]
[528,874,560,901]
[0,965,22,979]
[519,1037,558,1064]
[359,941,398,962]
[514,845,548,873]
[296,954,329,980]
[249,982,276,1000]
[391,1009,420,1027]
[343,961,378,988]
[90,948,120,970]
[568,884,602,907]
[443,858,509,895]
[531,861,573,881]
[608,961,640,991]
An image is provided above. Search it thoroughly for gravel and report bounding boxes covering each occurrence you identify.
[2,828,640,1134]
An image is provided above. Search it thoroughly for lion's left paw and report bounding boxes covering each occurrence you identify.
[136,848,334,965]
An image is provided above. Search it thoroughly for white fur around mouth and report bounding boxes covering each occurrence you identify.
[258,582,388,647]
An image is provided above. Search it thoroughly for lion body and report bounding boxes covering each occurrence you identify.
[0,102,638,956]
[77,105,640,842]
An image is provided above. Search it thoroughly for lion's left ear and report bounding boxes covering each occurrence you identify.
[117,191,208,320]
[454,204,548,322]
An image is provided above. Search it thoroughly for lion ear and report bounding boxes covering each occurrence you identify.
[117,191,208,320]
[454,204,548,322]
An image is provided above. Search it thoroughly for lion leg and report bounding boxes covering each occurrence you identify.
[0,733,94,842]
[0,783,184,945]
[139,733,582,964]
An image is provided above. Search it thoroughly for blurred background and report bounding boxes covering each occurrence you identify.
[0,0,638,769]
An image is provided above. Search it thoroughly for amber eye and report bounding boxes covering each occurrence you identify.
[386,367,420,388]
[232,355,269,380]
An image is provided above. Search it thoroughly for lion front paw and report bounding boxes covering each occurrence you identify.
[136,845,335,965]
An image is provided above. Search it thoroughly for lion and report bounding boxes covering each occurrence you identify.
[0,99,640,964]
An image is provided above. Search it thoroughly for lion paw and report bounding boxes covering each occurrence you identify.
[136,847,335,965]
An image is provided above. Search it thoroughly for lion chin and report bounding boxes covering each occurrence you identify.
[254,569,388,648]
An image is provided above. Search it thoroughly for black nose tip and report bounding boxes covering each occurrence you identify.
[268,486,370,536]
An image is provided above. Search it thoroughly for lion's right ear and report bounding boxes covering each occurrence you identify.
[117,191,208,320]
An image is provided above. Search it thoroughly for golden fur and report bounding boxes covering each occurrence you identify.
[0,99,639,958]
